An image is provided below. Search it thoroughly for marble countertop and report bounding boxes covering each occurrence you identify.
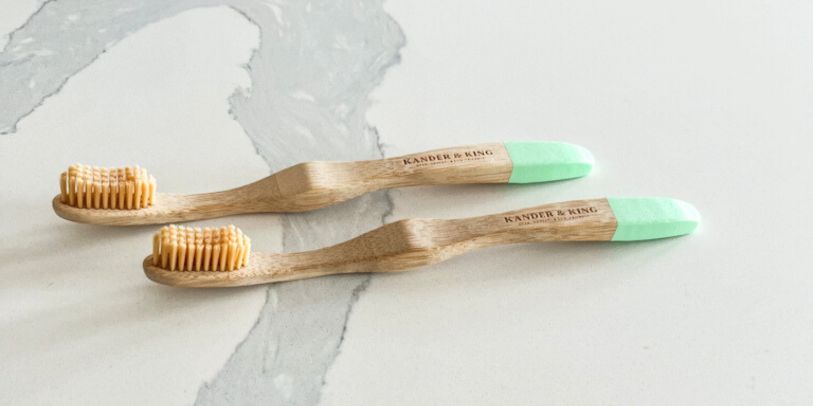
[2,1,812,404]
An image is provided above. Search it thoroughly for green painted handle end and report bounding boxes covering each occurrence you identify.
[504,141,594,183]
[608,197,700,241]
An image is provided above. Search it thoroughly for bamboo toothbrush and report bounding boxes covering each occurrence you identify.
[52,141,593,226]
[143,197,700,288]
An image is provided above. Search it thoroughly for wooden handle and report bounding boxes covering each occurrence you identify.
[245,143,513,212]
[330,197,617,271]
[255,141,594,212]
[375,142,514,186]
[275,198,618,276]
[450,197,617,242]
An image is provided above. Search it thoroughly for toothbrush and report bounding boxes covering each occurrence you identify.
[52,141,593,226]
[143,197,700,288]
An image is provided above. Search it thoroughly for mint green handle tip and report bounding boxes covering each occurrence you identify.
[608,197,700,241]
[504,141,594,184]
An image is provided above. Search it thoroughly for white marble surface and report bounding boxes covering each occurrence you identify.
[2,1,813,405]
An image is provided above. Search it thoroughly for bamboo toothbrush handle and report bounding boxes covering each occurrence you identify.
[450,198,618,244]
[368,141,594,187]
[374,142,515,185]
[253,142,594,213]
[263,198,618,280]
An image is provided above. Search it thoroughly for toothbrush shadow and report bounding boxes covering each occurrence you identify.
[371,236,692,293]
[4,282,262,362]
[0,222,153,270]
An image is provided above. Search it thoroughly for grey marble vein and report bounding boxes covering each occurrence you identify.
[197,2,403,403]
[0,0,214,134]
[0,0,404,404]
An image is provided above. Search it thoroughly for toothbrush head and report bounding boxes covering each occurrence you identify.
[59,164,156,209]
[151,224,251,272]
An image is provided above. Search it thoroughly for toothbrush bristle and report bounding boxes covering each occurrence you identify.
[152,225,251,272]
[59,164,156,210]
